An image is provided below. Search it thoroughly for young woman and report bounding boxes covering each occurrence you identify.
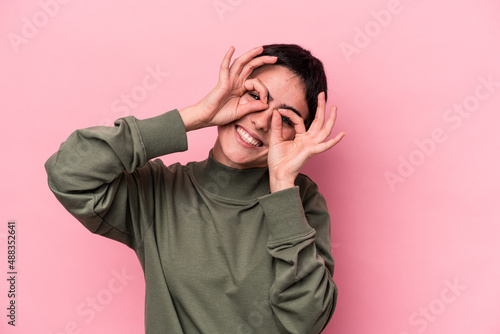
[45,44,345,333]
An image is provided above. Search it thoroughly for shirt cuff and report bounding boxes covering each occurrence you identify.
[258,186,315,243]
[134,109,188,160]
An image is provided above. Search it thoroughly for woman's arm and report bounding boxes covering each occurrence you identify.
[259,89,344,332]
[45,110,187,248]
[259,179,337,333]
[45,46,275,248]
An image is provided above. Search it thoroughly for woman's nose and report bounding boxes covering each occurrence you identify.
[249,108,273,132]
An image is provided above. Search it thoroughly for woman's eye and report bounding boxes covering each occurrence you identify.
[281,116,292,126]
[248,92,260,100]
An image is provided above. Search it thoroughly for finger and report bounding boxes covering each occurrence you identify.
[312,131,346,155]
[239,55,278,80]
[244,78,269,104]
[235,99,268,119]
[277,108,307,135]
[220,46,235,70]
[316,105,338,143]
[308,92,326,134]
[269,109,284,146]
[219,46,235,81]
[228,46,266,77]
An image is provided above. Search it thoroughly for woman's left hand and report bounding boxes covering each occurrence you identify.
[267,92,346,193]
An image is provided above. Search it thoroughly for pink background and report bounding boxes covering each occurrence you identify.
[1,0,500,333]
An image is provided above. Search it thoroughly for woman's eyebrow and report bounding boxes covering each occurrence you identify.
[267,93,304,119]
[279,104,303,119]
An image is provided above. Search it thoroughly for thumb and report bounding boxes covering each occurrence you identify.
[269,109,283,146]
[235,100,268,119]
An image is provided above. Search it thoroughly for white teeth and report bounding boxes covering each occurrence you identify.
[236,126,262,147]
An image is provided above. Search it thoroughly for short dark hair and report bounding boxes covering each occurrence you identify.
[259,44,328,128]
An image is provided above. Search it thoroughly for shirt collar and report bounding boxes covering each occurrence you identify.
[189,150,270,201]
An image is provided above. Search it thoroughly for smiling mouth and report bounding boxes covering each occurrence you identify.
[236,126,263,147]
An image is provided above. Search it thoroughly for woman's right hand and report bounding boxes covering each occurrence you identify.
[179,46,277,131]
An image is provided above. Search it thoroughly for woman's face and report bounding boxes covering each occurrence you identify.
[212,65,309,169]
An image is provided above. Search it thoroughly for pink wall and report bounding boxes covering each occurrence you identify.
[1,0,499,333]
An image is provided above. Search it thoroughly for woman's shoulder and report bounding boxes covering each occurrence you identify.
[295,173,322,197]
[135,158,191,181]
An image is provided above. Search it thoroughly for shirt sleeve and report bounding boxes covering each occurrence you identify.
[258,179,338,334]
[44,109,188,249]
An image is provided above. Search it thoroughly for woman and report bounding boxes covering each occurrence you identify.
[45,44,345,333]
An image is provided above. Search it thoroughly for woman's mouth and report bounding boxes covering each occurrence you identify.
[236,126,263,147]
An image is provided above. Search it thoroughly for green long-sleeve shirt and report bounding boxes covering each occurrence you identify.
[45,109,337,333]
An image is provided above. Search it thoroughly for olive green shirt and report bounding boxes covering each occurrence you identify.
[45,109,337,333]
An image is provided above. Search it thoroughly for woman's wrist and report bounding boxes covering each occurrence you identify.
[269,176,295,193]
[178,105,204,132]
